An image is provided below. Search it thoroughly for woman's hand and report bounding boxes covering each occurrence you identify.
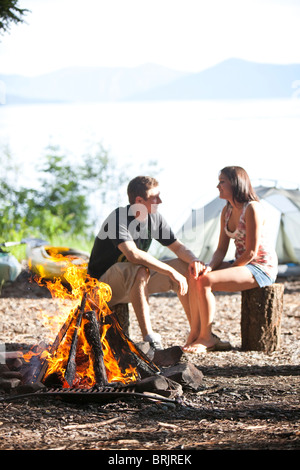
[188,260,210,279]
[203,264,212,275]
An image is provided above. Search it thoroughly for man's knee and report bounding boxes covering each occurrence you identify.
[132,266,150,286]
[165,258,189,277]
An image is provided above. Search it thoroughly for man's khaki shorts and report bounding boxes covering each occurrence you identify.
[99,258,188,307]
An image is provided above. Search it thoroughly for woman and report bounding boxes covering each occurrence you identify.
[183,166,278,353]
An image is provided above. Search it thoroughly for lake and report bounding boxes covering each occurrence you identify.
[0,99,300,232]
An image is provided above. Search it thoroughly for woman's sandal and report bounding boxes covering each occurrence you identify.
[182,334,232,354]
[207,335,232,352]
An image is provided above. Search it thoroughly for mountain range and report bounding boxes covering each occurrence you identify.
[1,59,299,104]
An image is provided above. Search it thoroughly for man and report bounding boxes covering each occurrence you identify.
[88,176,203,350]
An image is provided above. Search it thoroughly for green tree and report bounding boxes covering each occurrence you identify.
[0,0,29,35]
[0,146,33,239]
[0,143,159,245]
[35,148,90,237]
[0,143,130,242]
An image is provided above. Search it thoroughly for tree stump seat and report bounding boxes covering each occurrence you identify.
[241,283,284,352]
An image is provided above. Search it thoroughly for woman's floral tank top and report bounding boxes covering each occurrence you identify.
[224,201,278,280]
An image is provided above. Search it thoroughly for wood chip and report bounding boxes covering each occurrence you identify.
[157,421,179,430]
[62,417,121,430]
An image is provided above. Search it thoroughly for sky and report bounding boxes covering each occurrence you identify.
[1,0,300,76]
[1,0,300,234]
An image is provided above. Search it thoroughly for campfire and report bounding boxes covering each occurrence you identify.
[22,252,162,391]
[0,250,203,404]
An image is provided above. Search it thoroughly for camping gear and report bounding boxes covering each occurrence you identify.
[0,237,90,284]
[0,248,22,284]
[26,243,90,281]
[0,238,49,284]
[159,185,300,275]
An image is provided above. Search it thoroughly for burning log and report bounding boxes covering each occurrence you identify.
[21,341,48,384]
[83,310,108,386]
[113,303,130,336]
[50,292,87,354]
[64,309,84,386]
[103,312,160,379]
[39,295,154,388]
[35,292,88,385]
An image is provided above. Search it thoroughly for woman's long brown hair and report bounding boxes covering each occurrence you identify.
[220,166,259,205]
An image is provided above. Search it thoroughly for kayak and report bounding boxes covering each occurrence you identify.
[0,250,22,284]
[26,244,90,281]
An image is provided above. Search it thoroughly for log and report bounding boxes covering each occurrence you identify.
[113,303,130,336]
[104,312,160,378]
[0,364,23,391]
[50,292,87,356]
[21,341,48,384]
[133,375,183,398]
[83,310,108,385]
[0,377,21,391]
[161,362,204,390]
[133,375,170,393]
[64,310,83,386]
[152,346,184,367]
[241,283,284,352]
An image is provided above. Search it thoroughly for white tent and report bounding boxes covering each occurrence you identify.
[159,186,300,275]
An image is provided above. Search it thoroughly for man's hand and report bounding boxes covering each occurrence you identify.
[119,240,189,295]
[189,260,211,279]
[169,270,189,296]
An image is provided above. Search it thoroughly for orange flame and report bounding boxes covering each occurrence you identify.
[26,249,139,387]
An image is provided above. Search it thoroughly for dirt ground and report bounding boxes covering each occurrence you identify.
[0,269,299,452]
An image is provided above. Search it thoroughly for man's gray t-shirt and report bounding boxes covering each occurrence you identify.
[87,205,177,279]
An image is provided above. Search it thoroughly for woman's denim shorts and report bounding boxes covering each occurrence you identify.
[228,260,275,288]
[245,264,275,288]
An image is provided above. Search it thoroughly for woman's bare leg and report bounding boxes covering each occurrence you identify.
[183,266,259,351]
[183,263,235,347]
[183,275,202,346]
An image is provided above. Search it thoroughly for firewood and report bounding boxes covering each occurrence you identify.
[0,377,21,391]
[34,311,77,384]
[49,292,87,357]
[112,303,130,336]
[64,309,83,386]
[131,375,183,397]
[104,313,160,378]
[103,315,140,377]
[49,307,79,355]
[36,292,88,384]
[132,375,169,393]
[0,370,23,379]
[161,362,204,390]
[83,310,108,385]
[21,341,48,384]
[152,346,184,367]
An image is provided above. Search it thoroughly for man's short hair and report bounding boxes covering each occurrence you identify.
[127,176,159,205]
